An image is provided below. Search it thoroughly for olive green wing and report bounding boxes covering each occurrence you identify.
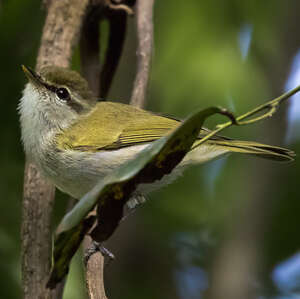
[56,101,231,151]
[56,102,181,151]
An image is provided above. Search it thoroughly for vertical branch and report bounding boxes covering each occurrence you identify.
[21,1,89,299]
[81,0,154,298]
[37,0,89,69]
[84,236,108,299]
[21,163,55,299]
[130,0,154,108]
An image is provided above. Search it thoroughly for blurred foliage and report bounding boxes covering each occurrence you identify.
[0,0,300,298]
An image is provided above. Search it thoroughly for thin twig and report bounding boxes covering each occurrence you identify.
[191,83,300,150]
[130,0,154,108]
[109,4,133,15]
[21,1,89,299]
[92,0,134,15]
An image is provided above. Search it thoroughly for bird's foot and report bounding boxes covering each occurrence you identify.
[84,241,115,267]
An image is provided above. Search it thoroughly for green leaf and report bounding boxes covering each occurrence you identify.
[47,106,234,287]
[48,81,300,287]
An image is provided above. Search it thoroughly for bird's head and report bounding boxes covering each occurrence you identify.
[21,65,97,130]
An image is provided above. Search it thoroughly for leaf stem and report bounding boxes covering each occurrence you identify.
[193,84,300,149]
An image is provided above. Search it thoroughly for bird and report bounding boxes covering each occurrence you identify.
[19,65,295,205]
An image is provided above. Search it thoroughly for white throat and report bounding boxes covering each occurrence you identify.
[19,83,57,160]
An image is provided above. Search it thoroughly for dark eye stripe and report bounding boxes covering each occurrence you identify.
[67,101,84,113]
[43,83,84,113]
[43,82,57,93]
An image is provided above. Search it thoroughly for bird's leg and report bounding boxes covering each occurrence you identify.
[126,191,147,210]
[123,192,147,220]
[84,193,147,266]
[84,241,115,267]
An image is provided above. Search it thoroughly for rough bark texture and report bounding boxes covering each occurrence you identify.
[84,236,108,299]
[21,162,56,299]
[21,1,89,299]
[37,0,89,69]
[130,0,154,107]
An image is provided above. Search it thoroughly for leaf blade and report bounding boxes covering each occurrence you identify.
[48,106,232,287]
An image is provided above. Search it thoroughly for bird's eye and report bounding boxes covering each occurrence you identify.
[56,88,70,101]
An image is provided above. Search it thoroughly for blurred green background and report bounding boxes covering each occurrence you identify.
[1,0,300,298]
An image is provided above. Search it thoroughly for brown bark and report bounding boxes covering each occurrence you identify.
[84,236,108,299]
[130,0,154,107]
[21,1,89,299]
[37,0,89,69]
[21,162,56,299]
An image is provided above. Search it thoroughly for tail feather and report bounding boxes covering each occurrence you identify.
[212,140,295,162]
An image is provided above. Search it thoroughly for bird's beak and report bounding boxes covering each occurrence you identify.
[22,65,45,88]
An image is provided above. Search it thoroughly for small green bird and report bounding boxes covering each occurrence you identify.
[19,66,294,203]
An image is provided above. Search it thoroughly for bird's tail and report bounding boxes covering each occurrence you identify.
[206,139,295,162]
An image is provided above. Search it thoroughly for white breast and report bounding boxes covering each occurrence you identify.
[45,142,228,199]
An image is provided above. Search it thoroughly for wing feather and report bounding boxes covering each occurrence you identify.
[55,101,294,162]
[56,101,231,151]
[56,102,179,151]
